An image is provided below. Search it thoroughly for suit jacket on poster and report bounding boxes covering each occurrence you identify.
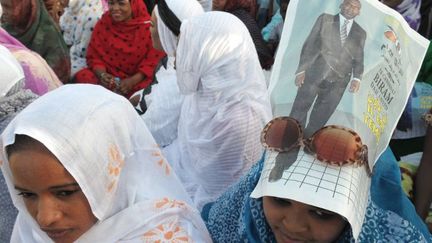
[296,13,366,84]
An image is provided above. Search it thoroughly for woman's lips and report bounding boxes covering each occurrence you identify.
[111,13,122,19]
[279,231,308,243]
[42,228,73,239]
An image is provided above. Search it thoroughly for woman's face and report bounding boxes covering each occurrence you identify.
[0,0,28,29]
[263,197,347,243]
[108,0,133,22]
[150,9,163,51]
[9,142,97,243]
[212,0,227,11]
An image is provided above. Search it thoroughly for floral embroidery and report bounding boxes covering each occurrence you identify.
[155,198,186,210]
[152,146,171,175]
[142,219,190,243]
[107,144,125,192]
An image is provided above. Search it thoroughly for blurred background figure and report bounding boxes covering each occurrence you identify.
[60,0,108,77]
[0,44,40,243]
[0,27,62,95]
[213,0,274,69]
[0,0,71,83]
[74,0,164,97]
[43,0,70,28]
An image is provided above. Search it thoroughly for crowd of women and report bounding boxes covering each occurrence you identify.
[0,0,431,242]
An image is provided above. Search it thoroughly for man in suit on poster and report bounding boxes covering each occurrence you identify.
[290,0,366,138]
[269,0,367,182]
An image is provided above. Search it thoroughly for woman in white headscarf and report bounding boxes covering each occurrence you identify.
[136,0,204,147]
[60,0,108,77]
[163,11,272,210]
[0,44,39,243]
[1,84,211,242]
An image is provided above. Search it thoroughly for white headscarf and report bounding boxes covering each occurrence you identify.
[164,11,272,209]
[141,0,204,146]
[1,84,211,242]
[0,45,25,98]
[0,44,31,243]
[154,0,204,56]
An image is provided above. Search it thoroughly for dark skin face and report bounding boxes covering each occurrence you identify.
[0,0,33,31]
[263,197,348,243]
[108,0,133,22]
[9,142,97,243]
[340,0,361,20]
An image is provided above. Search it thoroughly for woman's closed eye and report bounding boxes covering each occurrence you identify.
[54,189,81,198]
[272,197,292,206]
[17,191,36,199]
[310,208,339,220]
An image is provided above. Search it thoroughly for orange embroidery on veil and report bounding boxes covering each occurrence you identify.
[106,144,125,192]
[152,146,171,176]
[142,219,190,242]
[155,198,186,210]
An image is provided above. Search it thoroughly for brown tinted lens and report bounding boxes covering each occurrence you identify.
[312,127,359,163]
[263,118,301,151]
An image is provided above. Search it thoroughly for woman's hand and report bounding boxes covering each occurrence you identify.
[119,78,138,95]
[118,72,145,95]
[98,72,116,89]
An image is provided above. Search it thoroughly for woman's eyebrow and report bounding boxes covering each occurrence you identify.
[49,183,80,190]
[14,183,80,191]
[14,185,29,191]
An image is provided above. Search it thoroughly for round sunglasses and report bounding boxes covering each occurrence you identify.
[261,117,371,176]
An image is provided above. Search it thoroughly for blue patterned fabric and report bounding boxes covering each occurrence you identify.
[202,148,432,242]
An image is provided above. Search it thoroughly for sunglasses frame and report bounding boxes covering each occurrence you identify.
[261,117,371,176]
[260,116,304,152]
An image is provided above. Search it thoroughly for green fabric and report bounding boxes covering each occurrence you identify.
[2,0,70,83]
[418,42,432,85]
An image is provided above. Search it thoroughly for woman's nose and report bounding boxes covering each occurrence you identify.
[36,198,63,227]
[281,211,309,234]
[111,3,120,10]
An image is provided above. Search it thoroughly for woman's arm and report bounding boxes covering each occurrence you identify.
[414,125,432,220]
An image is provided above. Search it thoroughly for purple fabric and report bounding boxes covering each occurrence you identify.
[396,0,422,31]
[0,28,26,49]
[0,28,61,95]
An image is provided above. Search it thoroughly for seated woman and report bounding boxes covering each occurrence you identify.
[0,0,71,83]
[60,0,108,77]
[0,84,211,242]
[0,44,40,243]
[202,147,432,242]
[212,0,274,69]
[0,28,62,95]
[74,0,164,98]
[163,12,272,210]
[133,0,204,146]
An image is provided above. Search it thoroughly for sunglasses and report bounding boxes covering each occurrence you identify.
[261,117,371,176]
